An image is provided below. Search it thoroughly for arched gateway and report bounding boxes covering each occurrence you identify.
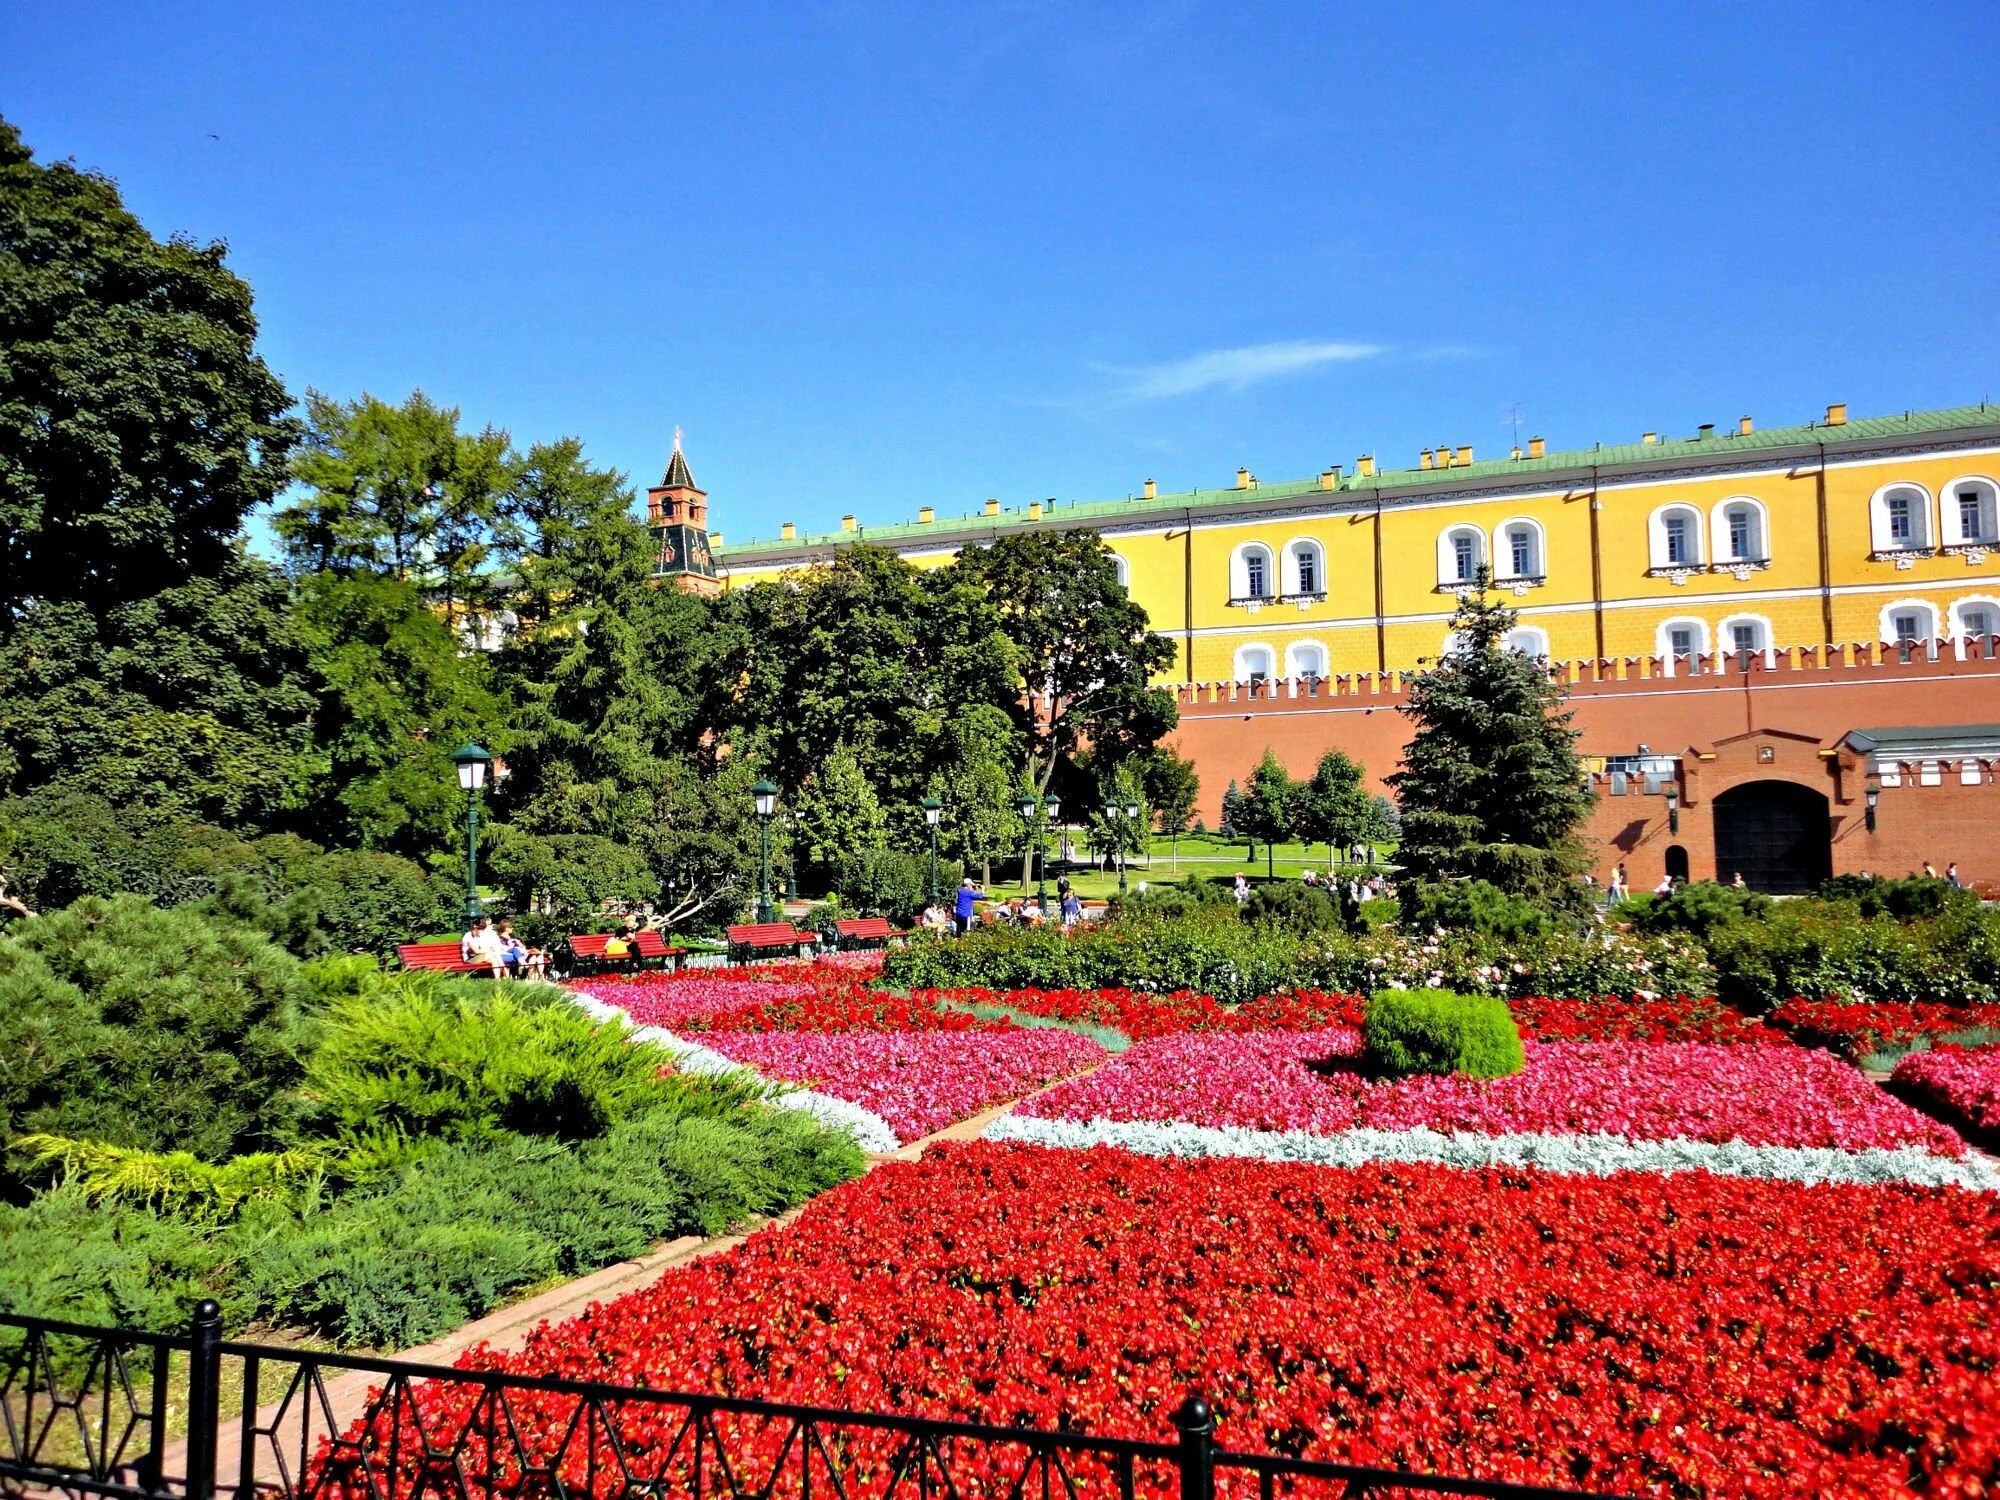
[1712,781,1832,894]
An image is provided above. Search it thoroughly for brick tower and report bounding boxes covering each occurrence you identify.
[646,431,721,595]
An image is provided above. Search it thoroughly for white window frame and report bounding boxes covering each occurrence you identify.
[1942,476,1999,548]
[1107,553,1131,590]
[1649,504,1706,569]
[1870,482,1935,554]
[1492,517,1546,582]
[1711,497,1769,565]
[1233,642,1276,686]
[1951,595,2000,657]
[1231,543,1275,601]
[1504,625,1550,659]
[1718,612,1774,667]
[1284,538,1326,597]
[1284,639,1328,681]
[1436,525,1485,587]
[1655,617,1710,675]
[1880,598,1940,659]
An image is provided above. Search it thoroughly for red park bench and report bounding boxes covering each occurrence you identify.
[397,940,502,975]
[833,916,903,950]
[568,930,686,974]
[726,922,817,963]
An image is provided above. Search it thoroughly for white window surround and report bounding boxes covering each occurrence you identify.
[1283,538,1327,596]
[1648,504,1707,569]
[1436,525,1486,587]
[1230,543,1275,601]
[1492,517,1546,581]
[1880,598,1940,644]
[1717,612,1775,666]
[1655,617,1711,675]
[1711,496,1770,564]
[1284,639,1329,680]
[1504,626,1550,659]
[1233,643,1276,683]
[1942,476,2000,548]
[1439,629,1471,661]
[1951,595,2000,651]
[1107,553,1131,590]
[1870,481,1935,553]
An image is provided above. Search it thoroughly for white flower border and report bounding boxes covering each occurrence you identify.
[565,991,901,1154]
[984,1114,2000,1192]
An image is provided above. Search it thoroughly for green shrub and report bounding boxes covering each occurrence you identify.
[1625,880,1770,941]
[1105,878,1235,921]
[1242,881,1348,933]
[1401,879,1556,942]
[1819,873,1977,921]
[1363,988,1524,1079]
[1705,899,2000,1010]
[0,896,312,1193]
[835,849,961,921]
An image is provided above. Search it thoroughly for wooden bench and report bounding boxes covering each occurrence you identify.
[833,916,906,950]
[726,922,816,963]
[568,930,686,974]
[398,940,500,975]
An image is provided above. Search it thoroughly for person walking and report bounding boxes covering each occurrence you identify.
[1606,864,1627,906]
[1233,872,1250,904]
[1947,861,1964,889]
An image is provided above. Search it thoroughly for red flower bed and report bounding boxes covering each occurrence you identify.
[1771,999,2000,1059]
[324,1143,2000,1499]
[917,986,1367,1038]
[586,968,1000,1032]
[1893,1046,2000,1137]
[1508,994,1776,1044]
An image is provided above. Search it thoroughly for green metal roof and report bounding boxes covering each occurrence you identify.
[716,403,2000,559]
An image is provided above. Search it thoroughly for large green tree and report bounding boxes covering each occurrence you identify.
[1139,745,1201,871]
[0,118,312,820]
[1294,749,1375,870]
[1239,748,1298,878]
[1389,582,1593,900]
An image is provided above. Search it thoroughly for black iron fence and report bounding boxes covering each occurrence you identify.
[1,1306,1631,1500]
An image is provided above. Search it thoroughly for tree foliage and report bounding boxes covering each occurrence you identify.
[1294,749,1376,860]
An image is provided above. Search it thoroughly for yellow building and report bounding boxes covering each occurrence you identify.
[698,402,2000,683]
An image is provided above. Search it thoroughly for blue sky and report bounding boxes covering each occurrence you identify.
[5,2,1997,546]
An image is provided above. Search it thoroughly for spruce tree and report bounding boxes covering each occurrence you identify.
[1389,581,1593,902]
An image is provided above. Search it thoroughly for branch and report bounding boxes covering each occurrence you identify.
[0,873,33,921]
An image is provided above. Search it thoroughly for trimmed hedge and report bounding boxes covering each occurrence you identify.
[1364,988,1525,1079]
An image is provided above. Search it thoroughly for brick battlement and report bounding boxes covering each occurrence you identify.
[1169,637,2000,714]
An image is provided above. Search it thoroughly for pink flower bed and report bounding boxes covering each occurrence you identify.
[1893,1046,2000,1136]
[570,974,822,1028]
[1020,1031,1965,1154]
[701,1028,1105,1142]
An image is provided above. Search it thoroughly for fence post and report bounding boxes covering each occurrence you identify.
[184,1299,223,1500]
[1174,1395,1214,1500]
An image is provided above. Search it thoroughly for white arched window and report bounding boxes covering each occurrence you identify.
[1493,518,1545,582]
[1943,477,1999,548]
[1231,543,1275,601]
[1285,640,1328,681]
[1881,599,1940,660]
[1234,643,1276,687]
[1718,613,1773,667]
[1107,553,1131,590]
[1504,626,1550,659]
[1656,617,1710,675]
[1439,629,1471,661]
[1649,504,1706,570]
[1285,539,1326,597]
[1436,525,1485,587]
[1952,596,2000,657]
[1870,482,1934,554]
[1712,498,1769,565]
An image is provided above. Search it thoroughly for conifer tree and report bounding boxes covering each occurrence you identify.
[1389,581,1593,901]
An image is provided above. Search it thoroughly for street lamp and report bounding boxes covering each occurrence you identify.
[1865,782,1880,833]
[921,797,943,908]
[751,779,779,923]
[1664,784,1680,835]
[1018,792,1060,918]
[1118,798,1143,894]
[449,743,493,924]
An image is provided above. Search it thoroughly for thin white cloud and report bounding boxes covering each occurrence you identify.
[1101,340,1386,402]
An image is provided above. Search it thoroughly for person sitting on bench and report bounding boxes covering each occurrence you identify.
[602,924,639,961]
[460,916,509,978]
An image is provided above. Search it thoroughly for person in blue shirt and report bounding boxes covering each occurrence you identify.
[952,877,979,935]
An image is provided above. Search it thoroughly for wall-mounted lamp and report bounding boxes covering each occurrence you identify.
[1864,782,1880,833]
[1665,784,1680,835]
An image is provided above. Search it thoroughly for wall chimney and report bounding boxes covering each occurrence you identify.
[1317,469,1335,492]
[780,521,797,540]
[1456,445,1474,466]
[1143,478,1157,500]
[984,498,1000,516]
[1642,432,1658,445]
[1235,467,1251,490]
[1738,414,1754,435]
[711,531,724,548]
[1028,500,1044,519]
[1527,436,1546,458]
[1357,454,1376,476]
[1419,449,1434,470]
[841,514,857,532]
[1825,402,1848,426]
[1510,445,1523,461]
[917,506,934,523]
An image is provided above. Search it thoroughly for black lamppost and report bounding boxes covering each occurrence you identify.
[921,797,943,907]
[1665,784,1681,835]
[1018,792,1061,917]
[1865,782,1881,833]
[1114,798,1143,894]
[751,779,779,922]
[449,743,493,924]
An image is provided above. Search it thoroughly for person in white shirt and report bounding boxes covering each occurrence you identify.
[460,916,509,978]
